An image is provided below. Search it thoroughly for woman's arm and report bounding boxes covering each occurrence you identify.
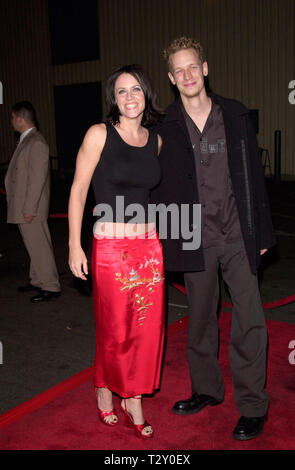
[68,124,106,280]
[157,134,162,155]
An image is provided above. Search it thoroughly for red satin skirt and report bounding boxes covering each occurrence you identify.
[91,229,165,397]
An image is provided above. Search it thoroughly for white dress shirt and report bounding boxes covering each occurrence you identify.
[19,127,35,143]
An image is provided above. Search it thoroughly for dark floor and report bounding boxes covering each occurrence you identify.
[0,172,294,415]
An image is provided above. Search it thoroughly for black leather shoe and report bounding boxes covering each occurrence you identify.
[18,283,42,293]
[172,393,223,415]
[30,290,61,302]
[232,415,267,441]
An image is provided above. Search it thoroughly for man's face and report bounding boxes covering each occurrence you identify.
[11,112,22,132]
[168,48,208,99]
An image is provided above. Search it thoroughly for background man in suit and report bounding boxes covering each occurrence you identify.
[152,37,276,440]
[5,101,61,302]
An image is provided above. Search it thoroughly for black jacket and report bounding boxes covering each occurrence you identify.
[151,93,276,273]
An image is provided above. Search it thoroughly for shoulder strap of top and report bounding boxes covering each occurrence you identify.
[148,127,158,154]
[104,120,113,131]
[103,120,117,143]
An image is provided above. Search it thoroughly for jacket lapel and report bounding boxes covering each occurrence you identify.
[164,98,192,145]
[5,129,37,189]
[210,93,248,174]
[5,144,22,187]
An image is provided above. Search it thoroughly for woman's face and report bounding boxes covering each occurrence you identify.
[114,73,146,121]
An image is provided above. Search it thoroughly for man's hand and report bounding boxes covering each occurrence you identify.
[260,249,268,255]
[24,214,35,223]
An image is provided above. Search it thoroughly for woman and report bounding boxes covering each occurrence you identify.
[68,64,165,439]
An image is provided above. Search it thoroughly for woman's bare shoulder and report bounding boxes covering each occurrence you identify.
[82,123,107,151]
[86,123,107,140]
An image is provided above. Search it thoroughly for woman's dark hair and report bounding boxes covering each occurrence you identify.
[105,64,164,128]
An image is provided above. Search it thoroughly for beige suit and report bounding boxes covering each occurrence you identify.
[5,128,60,292]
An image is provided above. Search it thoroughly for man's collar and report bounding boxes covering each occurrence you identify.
[19,127,36,143]
[165,92,248,122]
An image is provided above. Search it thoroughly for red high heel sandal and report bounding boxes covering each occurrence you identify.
[96,388,118,427]
[98,407,118,427]
[121,398,154,439]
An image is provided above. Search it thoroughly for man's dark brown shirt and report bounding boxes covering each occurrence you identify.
[182,100,242,248]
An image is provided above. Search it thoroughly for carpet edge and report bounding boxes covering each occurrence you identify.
[0,317,189,431]
[0,366,93,431]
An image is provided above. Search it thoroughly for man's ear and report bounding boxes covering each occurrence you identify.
[168,71,176,85]
[202,61,209,77]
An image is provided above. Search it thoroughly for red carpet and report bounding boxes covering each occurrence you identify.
[0,312,295,450]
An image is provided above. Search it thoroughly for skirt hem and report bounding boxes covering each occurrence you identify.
[93,382,161,398]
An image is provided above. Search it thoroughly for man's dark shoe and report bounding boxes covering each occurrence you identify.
[18,283,41,293]
[232,415,267,441]
[172,393,223,415]
[30,290,61,302]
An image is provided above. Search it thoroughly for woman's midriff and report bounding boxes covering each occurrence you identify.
[94,221,156,238]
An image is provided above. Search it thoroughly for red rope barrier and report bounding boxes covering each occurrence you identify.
[1,186,295,310]
[48,214,68,219]
[0,187,68,218]
[261,294,295,309]
[172,283,295,310]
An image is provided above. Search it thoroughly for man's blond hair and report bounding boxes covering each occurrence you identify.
[163,37,205,70]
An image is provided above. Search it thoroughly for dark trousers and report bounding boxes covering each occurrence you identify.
[184,240,268,417]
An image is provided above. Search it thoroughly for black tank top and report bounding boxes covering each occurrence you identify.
[92,122,161,223]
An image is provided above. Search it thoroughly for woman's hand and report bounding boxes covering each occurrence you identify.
[69,246,88,280]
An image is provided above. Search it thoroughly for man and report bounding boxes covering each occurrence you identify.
[152,37,275,440]
[5,101,61,302]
